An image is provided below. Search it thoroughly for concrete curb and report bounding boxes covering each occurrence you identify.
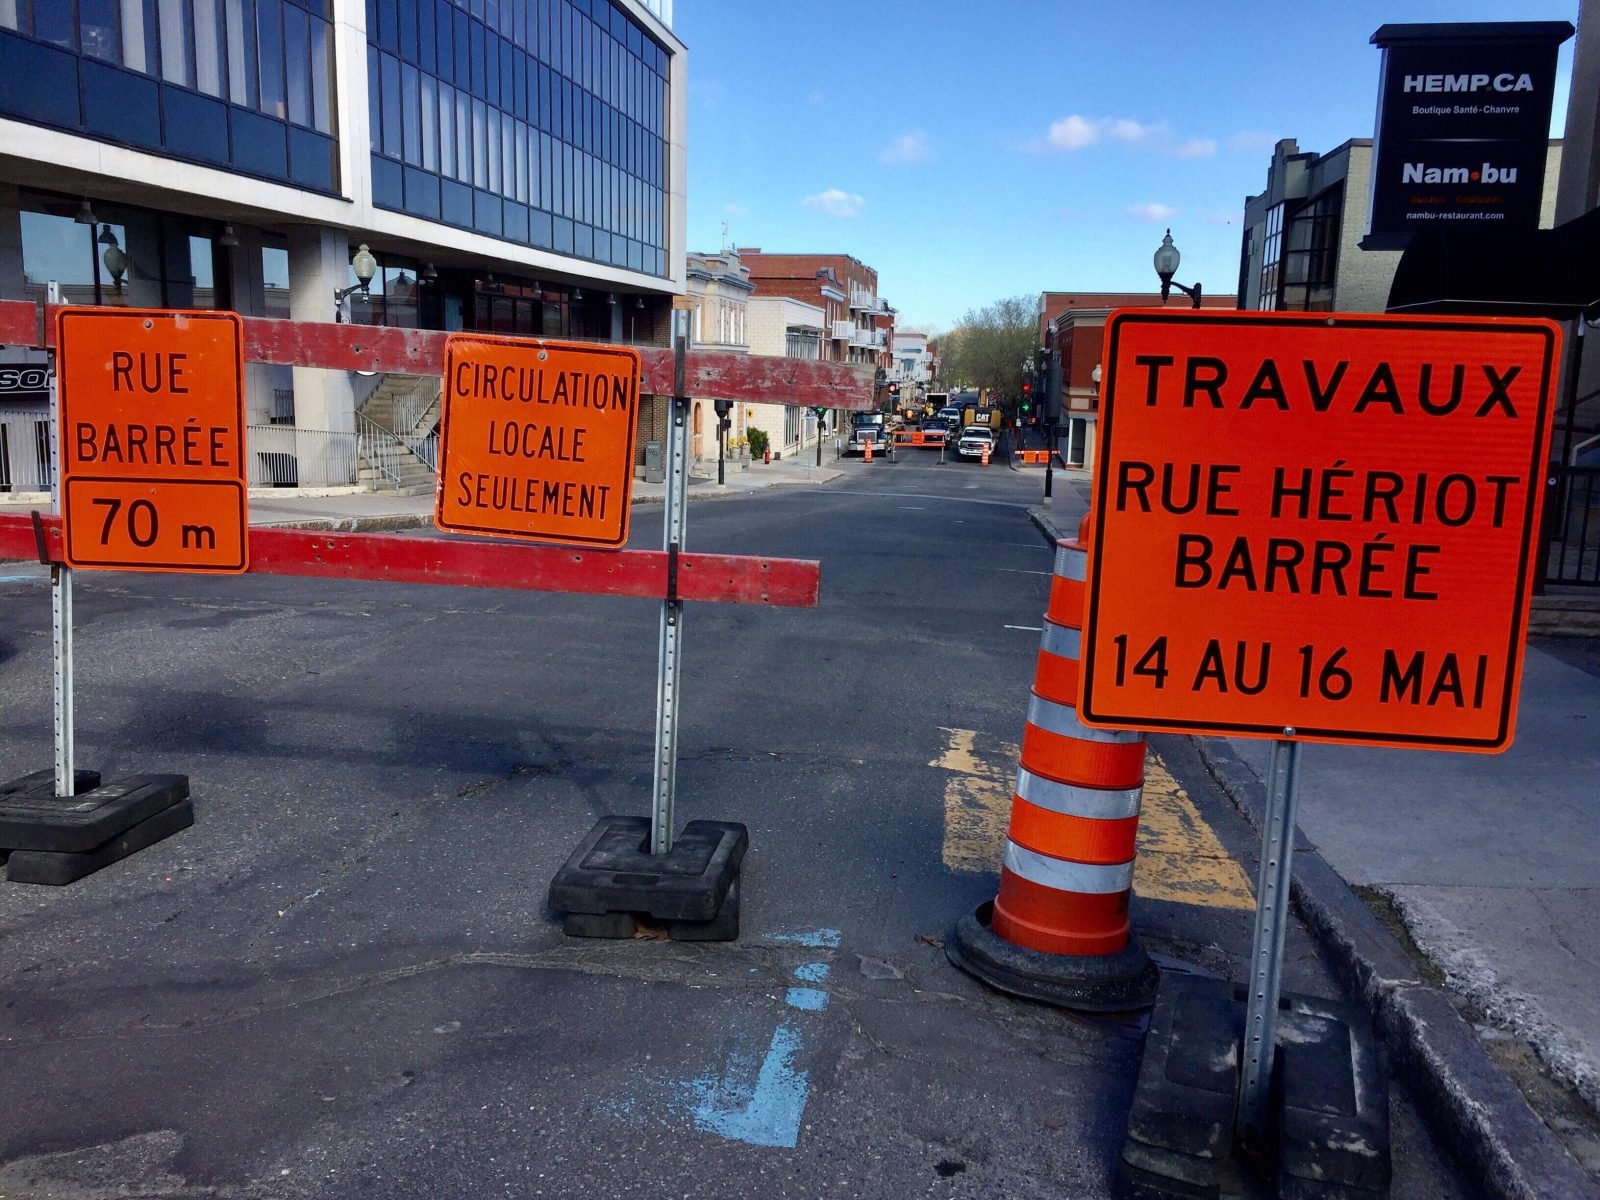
[244,470,847,532]
[1027,506,1074,543]
[1196,738,1600,1200]
[1022,508,1600,1200]
[249,514,433,533]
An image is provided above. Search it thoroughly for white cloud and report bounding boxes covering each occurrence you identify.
[1226,130,1281,153]
[803,188,866,218]
[1173,137,1218,159]
[1040,114,1101,151]
[1129,202,1180,223]
[1031,116,1226,158]
[1107,117,1160,145]
[880,131,933,166]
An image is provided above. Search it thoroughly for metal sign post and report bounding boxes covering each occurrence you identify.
[1236,731,1303,1143]
[45,281,76,800]
[650,309,691,856]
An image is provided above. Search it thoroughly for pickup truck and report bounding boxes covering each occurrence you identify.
[956,425,995,461]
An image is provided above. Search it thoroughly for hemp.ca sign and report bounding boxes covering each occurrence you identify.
[1367,21,1571,244]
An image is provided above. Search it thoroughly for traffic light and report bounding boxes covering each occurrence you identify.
[814,406,827,418]
[1021,382,1033,414]
[889,382,900,395]
[714,398,732,432]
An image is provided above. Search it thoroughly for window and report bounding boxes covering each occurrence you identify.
[1257,203,1284,312]
[261,243,290,318]
[1280,187,1343,312]
[363,0,670,275]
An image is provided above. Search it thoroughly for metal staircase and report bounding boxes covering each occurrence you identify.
[356,375,441,497]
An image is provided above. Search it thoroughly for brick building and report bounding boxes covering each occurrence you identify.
[1039,290,1236,471]
[737,250,893,371]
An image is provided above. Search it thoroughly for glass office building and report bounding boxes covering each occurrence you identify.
[0,0,684,476]
[366,0,671,277]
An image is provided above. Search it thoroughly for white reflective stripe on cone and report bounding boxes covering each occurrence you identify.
[1054,542,1087,581]
[1015,766,1142,820]
[1004,840,1135,894]
[1040,620,1081,661]
[1026,691,1144,745]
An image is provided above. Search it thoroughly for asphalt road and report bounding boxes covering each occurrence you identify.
[0,450,1468,1198]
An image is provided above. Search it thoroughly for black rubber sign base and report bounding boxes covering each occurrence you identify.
[547,815,747,942]
[0,772,192,885]
[1115,975,1392,1200]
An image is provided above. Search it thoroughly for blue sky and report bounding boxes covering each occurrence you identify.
[675,0,1579,332]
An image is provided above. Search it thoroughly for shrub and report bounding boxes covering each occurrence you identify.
[747,428,770,458]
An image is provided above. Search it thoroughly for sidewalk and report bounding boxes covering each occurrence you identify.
[0,456,843,532]
[1205,645,1600,1118]
[1030,504,1600,1195]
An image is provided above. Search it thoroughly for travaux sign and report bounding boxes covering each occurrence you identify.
[1078,309,1559,753]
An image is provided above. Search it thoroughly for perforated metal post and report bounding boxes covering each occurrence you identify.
[46,280,76,799]
[650,309,691,855]
[1237,731,1302,1142]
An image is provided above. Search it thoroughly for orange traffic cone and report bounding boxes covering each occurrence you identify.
[948,511,1159,1011]
[981,443,991,467]
[864,438,873,463]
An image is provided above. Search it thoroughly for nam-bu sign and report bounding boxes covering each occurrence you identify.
[435,334,641,549]
[1366,21,1572,245]
[1078,309,1558,753]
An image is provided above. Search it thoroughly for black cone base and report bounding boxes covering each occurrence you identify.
[946,899,1159,1013]
[548,815,746,942]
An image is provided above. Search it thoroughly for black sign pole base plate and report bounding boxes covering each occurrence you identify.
[547,815,747,943]
[1115,975,1242,1200]
[0,768,103,800]
[7,798,195,885]
[0,774,192,886]
[0,774,189,852]
[1275,993,1392,1199]
[1113,978,1391,1200]
[945,900,1160,1013]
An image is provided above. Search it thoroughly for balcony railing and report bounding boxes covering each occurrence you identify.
[831,320,854,341]
[849,288,878,312]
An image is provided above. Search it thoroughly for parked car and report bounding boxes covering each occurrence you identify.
[956,425,995,460]
[919,417,950,442]
[846,425,888,456]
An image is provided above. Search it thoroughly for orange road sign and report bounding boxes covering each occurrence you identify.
[435,333,640,548]
[57,308,247,573]
[1078,309,1560,753]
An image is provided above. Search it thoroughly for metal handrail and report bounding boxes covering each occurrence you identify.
[355,413,404,487]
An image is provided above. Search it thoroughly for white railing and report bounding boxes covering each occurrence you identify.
[246,424,359,488]
[394,388,441,471]
[849,288,877,311]
[355,414,405,488]
[0,407,50,492]
[830,320,854,341]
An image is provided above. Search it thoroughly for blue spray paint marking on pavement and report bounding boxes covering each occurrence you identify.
[784,987,828,1011]
[763,928,841,949]
[687,1021,808,1148]
[0,574,43,583]
[784,960,831,1012]
[679,932,845,1148]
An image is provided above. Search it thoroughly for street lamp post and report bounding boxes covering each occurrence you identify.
[1153,229,1202,308]
[334,244,378,322]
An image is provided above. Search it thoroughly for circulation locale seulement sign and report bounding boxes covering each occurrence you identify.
[435,334,641,549]
[1078,309,1558,752]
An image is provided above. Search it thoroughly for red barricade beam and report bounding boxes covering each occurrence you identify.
[0,300,873,410]
[0,515,819,608]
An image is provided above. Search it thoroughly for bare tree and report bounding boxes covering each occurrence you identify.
[938,295,1037,406]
